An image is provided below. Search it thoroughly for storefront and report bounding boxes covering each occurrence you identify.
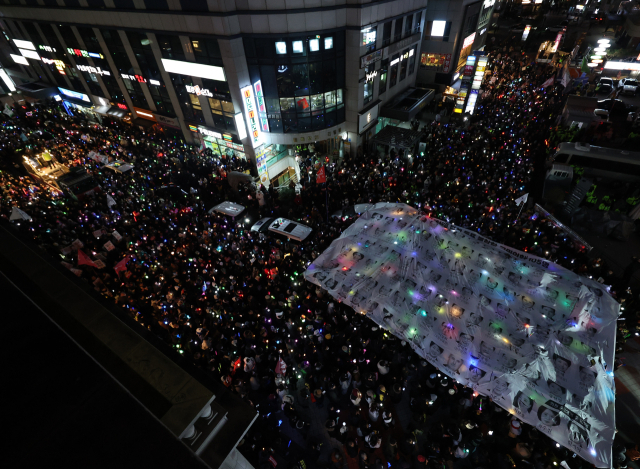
[57,88,102,122]
[197,125,247,161]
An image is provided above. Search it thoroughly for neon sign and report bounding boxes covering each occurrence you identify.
[38,45,56,53]
[76,64,111,76]
[67,48,104,59]
[241,85,261,147]
[253,80,269,132]
[121,74,147,83]
[186,85,213,97]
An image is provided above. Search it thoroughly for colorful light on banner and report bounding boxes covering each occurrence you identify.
[253,80,269,132]
[241,85,261,148]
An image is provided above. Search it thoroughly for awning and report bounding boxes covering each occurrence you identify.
[371,125,423,149]
[132,117,155,129]
[381,88,435,121]
[107,107,128,118]
[94,105,111,115]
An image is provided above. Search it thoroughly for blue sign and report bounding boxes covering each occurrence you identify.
[57,87,90,102]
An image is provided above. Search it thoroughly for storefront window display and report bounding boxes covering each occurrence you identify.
[202,132,246,161]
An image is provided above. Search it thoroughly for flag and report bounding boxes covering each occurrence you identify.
[232,357,242,375]
[275,356,287,375]
[541,76,554,89]
[515,193,529,207]
[114,255,130,275]
[77,250,98,268]
[581,56,589,75]
[316,165,326,184]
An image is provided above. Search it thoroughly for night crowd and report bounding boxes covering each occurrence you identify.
[1,45,639,469]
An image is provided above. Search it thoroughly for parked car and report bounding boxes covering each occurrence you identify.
[597,99,637,116]
[251,217,313,242]
[596,78,614,94]
[618,78,639,95]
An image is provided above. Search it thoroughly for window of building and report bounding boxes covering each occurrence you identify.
[379,58,388,94]
[382,21,392,47]
[408,47,416,75]
[393,19,402,43]
[324,37,333,50]
[400,49,408,81]
[363,80,373,105]
[424,21,452,42]
[389,54,399,87]
[156,34,186,61]
[404,14,413,38]
[414,12,422,34]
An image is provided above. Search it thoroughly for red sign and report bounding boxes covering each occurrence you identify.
[316,165,326,184]
[117,103,127,110]
[442,54,452,73]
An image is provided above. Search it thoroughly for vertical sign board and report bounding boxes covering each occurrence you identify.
[255,146,270,188]
[466,56,488,115]
[253,80,270,132]
[455,55,476,114]
[241,85,261,148]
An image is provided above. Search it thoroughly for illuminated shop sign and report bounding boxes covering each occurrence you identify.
[253,80,269,132]
[149,79,161,86]
[161,58,226,82]
[198,126,222,139]
[67,48,104,59]
[38,45,56,52]
[362,28,377,46]
[117,103,128,110]
[186,84,213,97]
[76,64,111,76]
[58,87,90,102]
[13,39,35,50]
[20,49,41,60]
[463,33,476,49]
[121,74,147,83]
[366,70,377,82]
[240,85,261,148]
[42,57,66,74]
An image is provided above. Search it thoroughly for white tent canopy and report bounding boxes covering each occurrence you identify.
[304,203,617,468]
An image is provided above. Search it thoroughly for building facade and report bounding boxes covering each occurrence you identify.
[0,0,427,187]
[417,0,495,87]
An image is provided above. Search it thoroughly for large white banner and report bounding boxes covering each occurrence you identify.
[304,203,617,467]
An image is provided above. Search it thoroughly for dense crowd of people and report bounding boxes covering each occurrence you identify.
[1,44,639,469]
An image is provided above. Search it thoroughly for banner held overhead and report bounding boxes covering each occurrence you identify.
[304,203,617,468]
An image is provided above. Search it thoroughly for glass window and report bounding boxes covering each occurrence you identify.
[324,90,336,108]
[379,72,387,93]
[292,64,309,96]
[400,50,408,81]
[336,89,343,105]
[280,97,295,111]
[275,41,287,54]
[298,116,311,132]
[277,65,293,96]
[382,21,392,46]
[324,37,333,50]
[309,62,322,95]
[292,40,304,53]
[408,48,416,75]
[309,38,320,52]
[405,14,413,37]
[296,96,310,112]
[414,12,422,33]
[311,93,324,111]
[363,81,373,104]
[209,98,222,110]
[269,117,283,133]
[325,109,337,127]
[323,60,336,92]
[312,113,325,130]
[390,54,399,87]
[266,97,280,113]
[190,93,202,110]
[283,116,297,133]
[221,100,235,113]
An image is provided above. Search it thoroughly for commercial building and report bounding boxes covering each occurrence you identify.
[0,0,428,187]
[417,0,496,95]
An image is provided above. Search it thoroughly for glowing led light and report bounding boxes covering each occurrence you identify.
[597,39,611,43]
